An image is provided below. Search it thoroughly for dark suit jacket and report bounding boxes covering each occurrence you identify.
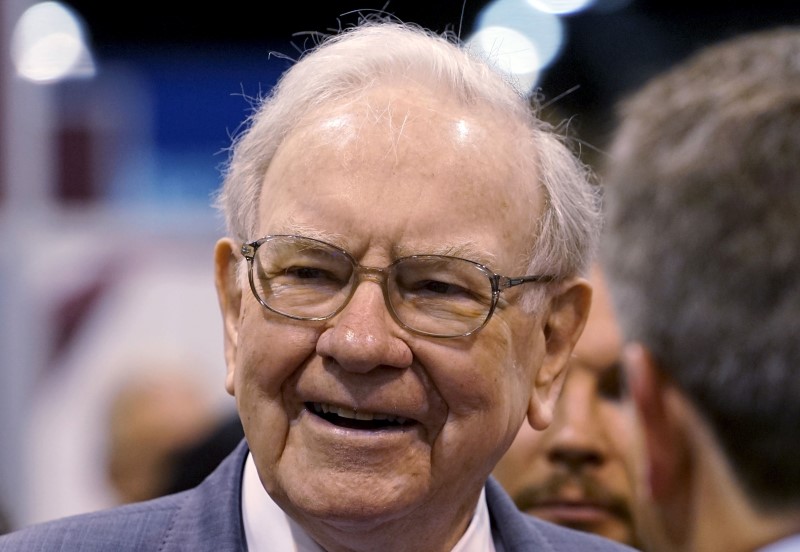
[0,439,637,551]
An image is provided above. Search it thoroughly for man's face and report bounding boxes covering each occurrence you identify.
[106,373,217,503]
[215,85,589,540]
[492,266,641,547]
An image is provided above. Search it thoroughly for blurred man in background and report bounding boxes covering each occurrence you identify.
[601,26,800,552]
[105,371,219,503]
[494,264,642,548]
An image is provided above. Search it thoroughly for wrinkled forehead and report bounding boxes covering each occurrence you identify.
[301,83,523,139]
[269,84,543,227]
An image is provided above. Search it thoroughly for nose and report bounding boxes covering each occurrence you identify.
[545,377,607,473]
[316,280,413,372]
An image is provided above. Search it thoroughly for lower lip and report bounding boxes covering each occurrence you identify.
[529,504,614,525]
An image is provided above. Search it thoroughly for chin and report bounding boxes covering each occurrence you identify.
[279,473,426,524]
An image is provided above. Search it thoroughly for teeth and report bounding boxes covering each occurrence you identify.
[311,402,407,424]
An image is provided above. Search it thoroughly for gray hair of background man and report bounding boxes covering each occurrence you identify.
[601,26,800,511]
[213,19,601,285]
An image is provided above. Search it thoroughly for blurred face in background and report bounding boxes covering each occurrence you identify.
[106,371,217,504]
[493,265,642,548]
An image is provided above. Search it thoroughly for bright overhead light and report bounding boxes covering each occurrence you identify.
[11,1,96,84]
[473,0,565,70]
[466,26,542,95]
[526,0,596,15]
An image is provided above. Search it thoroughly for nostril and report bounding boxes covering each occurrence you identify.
[548,447,604,471]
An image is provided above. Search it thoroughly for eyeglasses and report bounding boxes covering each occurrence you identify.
[241,235,555,338]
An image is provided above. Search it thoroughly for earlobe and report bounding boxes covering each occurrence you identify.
[214,238,243,396]
[528,277,592,430]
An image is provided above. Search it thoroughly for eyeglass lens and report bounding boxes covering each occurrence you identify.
[249,236,495,336]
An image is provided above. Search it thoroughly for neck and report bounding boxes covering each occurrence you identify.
[664,416,800,552]
[294,488,482,552]
[692,476,800,552]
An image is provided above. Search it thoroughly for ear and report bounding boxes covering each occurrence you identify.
[528,277,592,430]
[624,343,689,499]
[625,342,693,546]
[214,238,242,397]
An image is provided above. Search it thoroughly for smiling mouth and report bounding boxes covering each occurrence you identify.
[307,402,414,430]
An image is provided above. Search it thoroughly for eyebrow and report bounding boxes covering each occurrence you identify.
[271,225,348,248]
[271,225,499,268]
[394,241,498,268]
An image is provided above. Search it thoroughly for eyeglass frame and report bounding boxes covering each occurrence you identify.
[240,234,556,338]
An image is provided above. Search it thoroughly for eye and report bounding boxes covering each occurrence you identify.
[417,280,469,296]
[285,266,335,280]
[395,266,480,300]
[266,249,352,285]
[597,362,627,401]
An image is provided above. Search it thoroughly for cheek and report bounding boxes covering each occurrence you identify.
[234,306,320,469]
[234,303,319,405]
[501,316,544,409]
[438,332,516,413]
[427,323,536,448]
[601,403,637,451]
[600,404,640,483]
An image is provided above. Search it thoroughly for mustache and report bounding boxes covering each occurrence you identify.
[512,472,633,524]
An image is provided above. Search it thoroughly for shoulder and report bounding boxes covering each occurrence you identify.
[485,477,639,551]
[0,493,186,551]
[0,439,250,552]
[524,516,638,550]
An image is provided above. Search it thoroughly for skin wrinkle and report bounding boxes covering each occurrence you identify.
[385,103,410,165]
[311,369,414,422]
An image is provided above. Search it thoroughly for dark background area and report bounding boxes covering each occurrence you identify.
[63,0,800,165]
[63,1,800,47]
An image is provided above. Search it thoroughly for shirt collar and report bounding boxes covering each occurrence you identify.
[758,534,800,552]
[241,452,496,551]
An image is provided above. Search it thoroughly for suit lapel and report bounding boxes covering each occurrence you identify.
[160,439,250,551]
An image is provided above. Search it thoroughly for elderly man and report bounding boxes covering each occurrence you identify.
[600,27,800,552]
[494,265,643,548]
[0,20,636,551]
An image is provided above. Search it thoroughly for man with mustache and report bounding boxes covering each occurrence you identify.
[494,264,643,548]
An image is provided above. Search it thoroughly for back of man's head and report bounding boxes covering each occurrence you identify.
[600,25,800,550]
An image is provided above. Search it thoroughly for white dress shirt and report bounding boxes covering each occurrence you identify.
[241,453,496,551]
[759,535,800,552]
